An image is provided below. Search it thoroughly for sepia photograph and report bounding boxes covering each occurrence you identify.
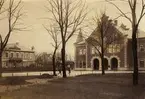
[0,0,145,99]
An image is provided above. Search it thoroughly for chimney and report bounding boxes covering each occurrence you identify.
[31,46,35,51]
[114,20,118,26]
[16,42,19,46]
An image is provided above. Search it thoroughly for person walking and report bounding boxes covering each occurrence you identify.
[67,65,71,75]
[56,60,61,75]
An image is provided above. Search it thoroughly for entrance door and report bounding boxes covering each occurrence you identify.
[111,58,118,70]
[93,58,99,70]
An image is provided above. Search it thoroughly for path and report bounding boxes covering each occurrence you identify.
[2,70,145,77]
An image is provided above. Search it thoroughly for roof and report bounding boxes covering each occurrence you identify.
[77,41,85,45]
[88,22,145,40]
[116,26,145,38]
[5,43,34,52]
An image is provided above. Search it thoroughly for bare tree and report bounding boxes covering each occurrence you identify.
[35,52,52,68]
[106,0,145,85]
[87,12,123,75]
[46,0,87,78]
[44,25,61,76]
[0,0,24,77]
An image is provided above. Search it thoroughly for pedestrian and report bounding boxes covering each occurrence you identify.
[58,63,62,75]
[56,60,61,75]
[58,66,61,74]
[68,65,71,75]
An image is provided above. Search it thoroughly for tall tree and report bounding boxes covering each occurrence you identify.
[88,12,123,75]
[44,25,61,76]
[0,0,24,77]
[106,0,145,85]
[46,0,87,78]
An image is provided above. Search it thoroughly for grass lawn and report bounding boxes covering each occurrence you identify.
[0,73,145,99]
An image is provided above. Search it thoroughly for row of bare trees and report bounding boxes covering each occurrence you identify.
[0,0,144,86]
[44,0,87,78]
[44,0,145,86]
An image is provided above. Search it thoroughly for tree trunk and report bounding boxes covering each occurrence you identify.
[52,49,57,76]
[132,28,138,85]
[0,53,2,77]
[101,48,105,75]
[61,43,67,78]
[101,30,105,75]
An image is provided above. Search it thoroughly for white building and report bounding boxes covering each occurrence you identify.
[2,42,35,68]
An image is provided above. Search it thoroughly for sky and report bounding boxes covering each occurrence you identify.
[1,0,145,58]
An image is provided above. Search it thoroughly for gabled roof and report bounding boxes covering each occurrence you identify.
[88,23,145,41]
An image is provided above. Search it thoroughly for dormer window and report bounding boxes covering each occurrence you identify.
[140,45,144,52]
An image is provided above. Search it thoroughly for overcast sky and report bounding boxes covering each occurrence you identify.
[2,0,145,58]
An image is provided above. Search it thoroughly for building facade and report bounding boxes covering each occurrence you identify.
[2,43,35,68]
[74,23,145,71]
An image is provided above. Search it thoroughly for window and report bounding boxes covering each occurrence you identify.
[83,61,86,68]
[79,49,86,55]
[92,47,99,54]
[116,45,120,52]
[108,45,112,53]
[24,53,26,59]
[91,47,95,54]
[140,45,144,52]
[83,49,86,55]
[21,53,23,58]
[79,49,83,55]
[108,44,120,53]
[5,53,8,58]
[16,53,19,58]
[28,53,30,59]
[10,53,13,58]
[29,53,32,59]
[139,60,144,67]
[6,62,9,67]
[79,61,82,68]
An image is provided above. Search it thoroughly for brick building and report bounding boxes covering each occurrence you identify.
[2,42,35,68]
[74,23,145,71]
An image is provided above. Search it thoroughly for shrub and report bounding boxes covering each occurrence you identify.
[4,77,27,85]
[39,73,54,79]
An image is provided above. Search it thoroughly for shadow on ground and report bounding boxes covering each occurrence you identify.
[0,73,145,99]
